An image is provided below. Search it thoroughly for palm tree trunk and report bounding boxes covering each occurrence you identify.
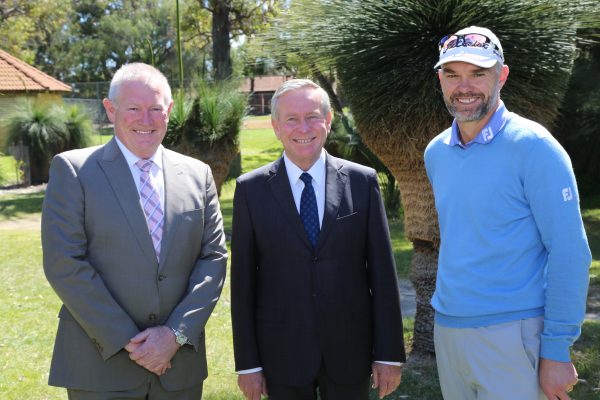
[362,135,440,356]
[174,138,238,196]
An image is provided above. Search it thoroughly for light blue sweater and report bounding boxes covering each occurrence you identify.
[424,102,591,362]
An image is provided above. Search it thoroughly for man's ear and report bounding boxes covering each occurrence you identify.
[271,118,281,139]
[498,65,510,90]
[102,98,116,123]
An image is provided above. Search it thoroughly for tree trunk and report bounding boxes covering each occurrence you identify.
[212,0,232,81]
[174,137,239,196]
[362,133,440,356]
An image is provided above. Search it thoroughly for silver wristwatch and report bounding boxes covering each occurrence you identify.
[171,328,190,346]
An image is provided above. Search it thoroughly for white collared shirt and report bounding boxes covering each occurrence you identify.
[114,137,165,209]
[282,150,326,228]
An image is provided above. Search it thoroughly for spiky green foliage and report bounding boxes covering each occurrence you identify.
[3,101,92,184]
[62,104,93,152]
[269,0,598,145]
[165,80,247,147]
[556,29,600,184]
[5,101,66,166]
[164,80,248,193]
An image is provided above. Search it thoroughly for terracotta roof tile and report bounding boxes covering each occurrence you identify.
[0,48,71,93]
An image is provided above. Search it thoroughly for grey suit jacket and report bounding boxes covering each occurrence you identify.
[42,138,227,391]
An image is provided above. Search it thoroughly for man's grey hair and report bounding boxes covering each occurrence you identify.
[271,79,331,120]
[108,63,172,105]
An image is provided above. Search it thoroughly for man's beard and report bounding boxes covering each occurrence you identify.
[445,89,499,122]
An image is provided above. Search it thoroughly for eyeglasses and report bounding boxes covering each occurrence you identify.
[438,33,503,60]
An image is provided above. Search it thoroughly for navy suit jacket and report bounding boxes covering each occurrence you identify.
[231,154,405,387]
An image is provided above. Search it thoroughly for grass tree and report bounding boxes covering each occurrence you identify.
[267,0,598,356]
[165,80,247,194]
[4,101,91,184]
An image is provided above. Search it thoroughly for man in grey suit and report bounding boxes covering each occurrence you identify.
[231,79,405,400]
[42,62,227,399]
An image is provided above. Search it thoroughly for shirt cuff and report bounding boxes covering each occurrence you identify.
[237,367,263,374]
[375,361,403,366]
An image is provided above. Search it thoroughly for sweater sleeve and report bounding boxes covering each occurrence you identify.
[522,136,591,362]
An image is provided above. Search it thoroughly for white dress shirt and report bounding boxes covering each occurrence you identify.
[115,137,165,209]
[283,150,326,228]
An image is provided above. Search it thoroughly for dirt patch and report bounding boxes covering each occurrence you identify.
[243,118,272,130]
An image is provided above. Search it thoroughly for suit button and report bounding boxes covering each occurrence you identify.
[149,313,157,321]
[158,274,166,281]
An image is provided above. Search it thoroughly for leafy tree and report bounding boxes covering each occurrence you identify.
[267,0,598,355]
[4,101,92,184]
[185,0,280,80]
[0,0,70,67]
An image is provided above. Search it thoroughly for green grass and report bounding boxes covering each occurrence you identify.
[0,192,45,221]
[0,229,64,399]
[0,154,20,187]
[1,117,599,399]
[238,128,283,173]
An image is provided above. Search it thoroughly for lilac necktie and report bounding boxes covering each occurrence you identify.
[135,159,164,261]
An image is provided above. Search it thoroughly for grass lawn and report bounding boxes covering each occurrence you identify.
[0,154,20,187]
[0,119,599,399]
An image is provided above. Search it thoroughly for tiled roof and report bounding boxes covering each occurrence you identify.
[0,48,71,93]
[240,75,292,93]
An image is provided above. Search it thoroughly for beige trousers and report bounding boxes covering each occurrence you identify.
[434,316,547,400]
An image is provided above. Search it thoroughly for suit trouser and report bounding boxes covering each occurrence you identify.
[267,362,370,400]
[434,316,547,400]
[66,375,203,400]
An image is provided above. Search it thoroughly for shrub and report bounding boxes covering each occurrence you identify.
[4,101,92,184]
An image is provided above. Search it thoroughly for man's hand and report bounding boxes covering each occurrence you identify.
[125,326,179,376]
[238,371,267,400]
[372,363,402,399]
[539,358,578,400]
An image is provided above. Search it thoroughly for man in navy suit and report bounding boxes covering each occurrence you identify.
[231,79,405,400]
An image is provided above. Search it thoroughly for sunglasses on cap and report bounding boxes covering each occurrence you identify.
[438,33,504,60]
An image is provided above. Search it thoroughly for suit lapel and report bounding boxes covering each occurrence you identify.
[158,150,185,268]
[268,158,313,249]
[98,138,158,266]
[317,154,346,251]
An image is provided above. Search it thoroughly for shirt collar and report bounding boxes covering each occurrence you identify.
[447,101,511,148]
[114,136,164,170]
[283,150,326,187]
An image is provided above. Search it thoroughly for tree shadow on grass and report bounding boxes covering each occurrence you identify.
[0,192,44,219]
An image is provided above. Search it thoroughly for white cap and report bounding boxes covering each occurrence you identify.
[434,26,504,69]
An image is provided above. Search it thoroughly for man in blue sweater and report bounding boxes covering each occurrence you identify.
[425,26,591,400]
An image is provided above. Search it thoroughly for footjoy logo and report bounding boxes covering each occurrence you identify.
[562,187,573,202]
[482,128,494,142]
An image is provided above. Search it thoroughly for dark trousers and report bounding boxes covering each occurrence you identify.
[267,363,370,400]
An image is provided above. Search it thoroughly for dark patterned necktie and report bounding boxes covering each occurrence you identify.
[299,172,320,248]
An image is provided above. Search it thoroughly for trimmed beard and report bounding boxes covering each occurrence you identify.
[445,88,500,122]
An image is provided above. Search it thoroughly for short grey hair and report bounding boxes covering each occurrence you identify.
[108,63,172,105]
[271,79,331,120]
